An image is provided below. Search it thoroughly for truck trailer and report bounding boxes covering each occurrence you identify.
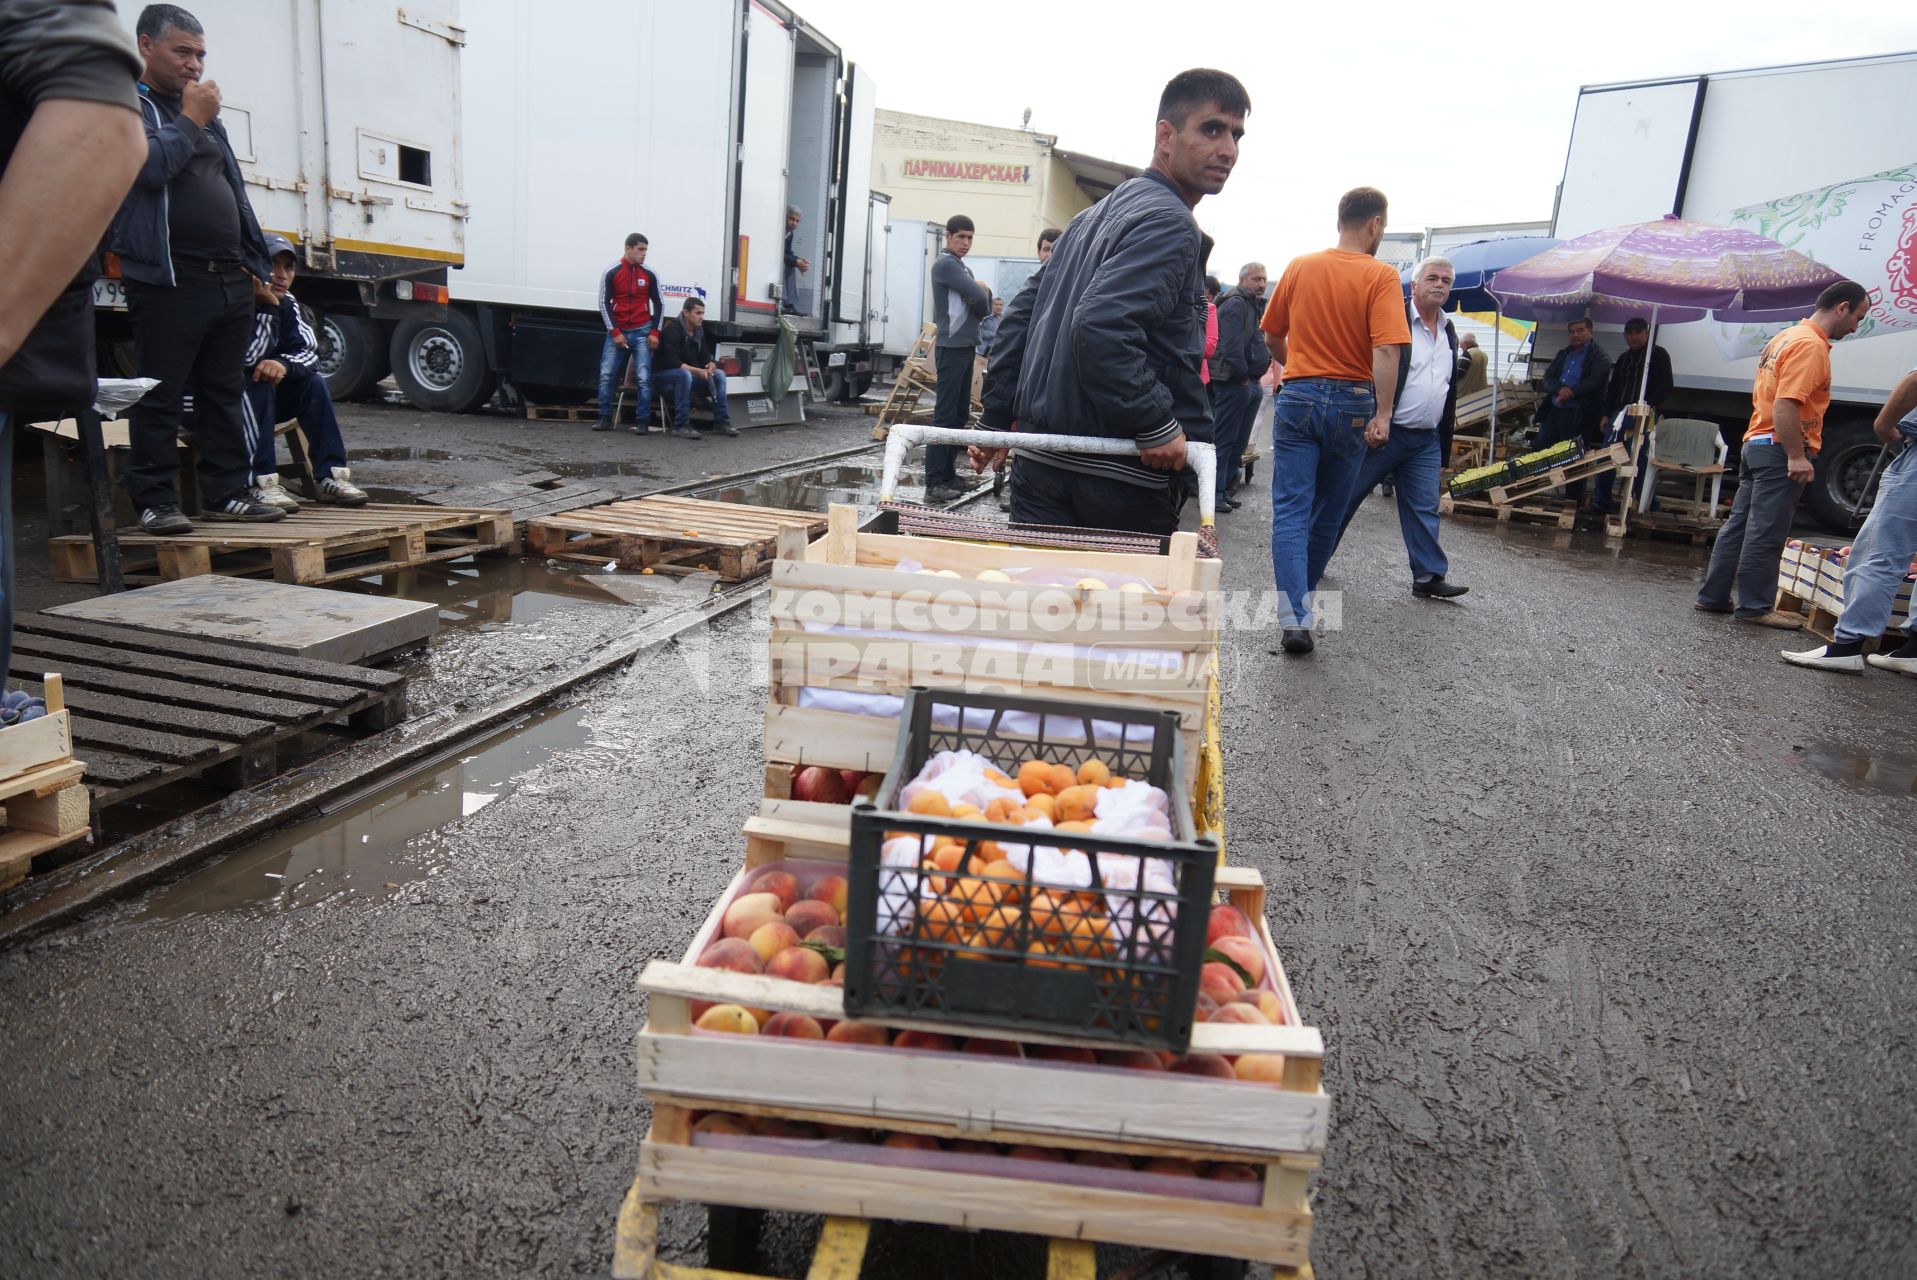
[418,0,885,423]
[1550,51,1917,528]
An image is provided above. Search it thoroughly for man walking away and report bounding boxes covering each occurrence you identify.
[1260,186,1410,654]
[1592,316,1673,516]
[241,234,367,508]
[975,69,1247,534]
[1697,279,1869,627]
[927,214,992,501]
[1532,317,1610,505]
[595,232,661,433]
[110,4,280,532]
[1210,261,1269,511]
[1333,256,1466,599]
[0,0,145,685]
[653,297,738,440]
[1784,364,1917,674]
[1457,333,1488,395]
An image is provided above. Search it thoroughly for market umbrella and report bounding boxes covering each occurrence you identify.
[1402,235,1559,434]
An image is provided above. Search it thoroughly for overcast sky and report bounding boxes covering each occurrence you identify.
[797,0,1917,276]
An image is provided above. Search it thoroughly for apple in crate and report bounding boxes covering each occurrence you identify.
[826,1020,891,1046]
[761,1012,826,1039]
[723,892,786,941]
[1233,1053,1287,1085]
[752,870,800,910]
[1233,990,1285,1024]
[694,1005,760,1035]
[809,875,850,916]
[767,946,831,984]
[1209,935,1266,987]
[793,766,850,804]
[1208,903,1255,945]
[1199,963,1246,1004]
[785,900,839,937]
[748,922,801,965]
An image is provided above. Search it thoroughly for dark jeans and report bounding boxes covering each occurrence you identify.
[596,324,654,427]
[126,267,257,510]
[1009,455,1177,536]
[0,410,11,683]
[1270,377,1373,629]
[1337,427,1447,582]
[1209,380,1260,501]
[656,367,731,427]
[1698,439,1805,618]
[929,344,974,485]
[1535,401,1593,503]
[245,366,348,479]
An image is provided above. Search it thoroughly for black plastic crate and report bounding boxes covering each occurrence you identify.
[844,687,1218,1052]
[1508,438,1582,480]
[1448,460,1515,499]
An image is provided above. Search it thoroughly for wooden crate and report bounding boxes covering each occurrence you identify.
[525,495,827,582]
[0,675,91,890]
[763,506,1221,804]
[49,504,513,587]
[1483,440,1630,506]
[1440,492,1578,529]
[630,802,1321,1270]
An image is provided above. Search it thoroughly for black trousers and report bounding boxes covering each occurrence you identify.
[1009,455,1177,536]
[929,344,974,485]
[125,266,256,511]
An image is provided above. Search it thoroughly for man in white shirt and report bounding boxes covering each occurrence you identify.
[1332,256,1468,598]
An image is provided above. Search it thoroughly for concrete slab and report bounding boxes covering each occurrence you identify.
[46,575,438,665]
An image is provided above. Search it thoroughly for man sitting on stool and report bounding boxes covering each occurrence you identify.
[241,233,366,508]
[652,297,738,440]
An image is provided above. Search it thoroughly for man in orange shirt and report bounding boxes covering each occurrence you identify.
[1696,279,1869,626]
[1260,187,1411,654]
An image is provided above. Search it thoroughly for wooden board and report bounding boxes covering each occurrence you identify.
[526,495,827,582]
[414,471,631,541]
[1484,441,1630,506]
[48,504,513,586]
[1440,493,1579,530]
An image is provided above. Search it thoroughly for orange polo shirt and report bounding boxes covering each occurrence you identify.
[1260,249,1410,383]
[1746,319,1833,453]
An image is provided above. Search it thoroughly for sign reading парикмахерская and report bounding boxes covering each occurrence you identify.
[900,158,1033,184]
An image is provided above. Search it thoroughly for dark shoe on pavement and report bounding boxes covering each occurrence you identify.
[1280,628,1315,656]
[1413,576,1469,600]
[1694,600,1733,614]
[591,420,616,432]
[1738,610,1804,630]
[1781,642,1865,672]
[710,421,741,437]
[203,493,287,522]
[925,484,965,503]
[945,473,984,492]
[669,426,704,440]
[138,504,193,535]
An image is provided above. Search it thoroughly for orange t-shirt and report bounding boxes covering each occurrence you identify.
[1746,319,1833,452]
[1260,249,1411,383]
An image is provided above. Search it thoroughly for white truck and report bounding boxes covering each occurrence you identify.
[410,0,886,422]
[98,0,469,402]
[1551,51,1917,528]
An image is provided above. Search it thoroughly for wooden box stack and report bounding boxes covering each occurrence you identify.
[0,674,91,891]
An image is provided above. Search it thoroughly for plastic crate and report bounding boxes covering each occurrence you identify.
[844,687,1219,1052]
[1507,438,1582,480]
[1448,460,1515,499]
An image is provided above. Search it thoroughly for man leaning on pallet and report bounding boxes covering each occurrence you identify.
[973,68,1247,534]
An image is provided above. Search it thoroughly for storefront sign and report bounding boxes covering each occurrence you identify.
[901,157,1032,184]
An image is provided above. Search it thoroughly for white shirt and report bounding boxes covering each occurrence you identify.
[1394,304,1452,430]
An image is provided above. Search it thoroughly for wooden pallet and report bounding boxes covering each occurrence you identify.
[49,503,513,587]
[8,615,406,810]
[0,675,92,890]
[414,470,630,549]
[1611,508,1721,544]
[624,805,1320,1276]
[525,403,600,422]
[1484,440,1630,506]
[525,495,827,581]
[1440,492,1579,529]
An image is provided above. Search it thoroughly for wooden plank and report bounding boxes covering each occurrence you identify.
[18,617,403,690]
[5,780,90,837]
[9,657,330,723]
[8,632,362,707]
[66,748,164,788]
[28,682,275,744]
[0,825,91,875]
[834,529,1225,594]
[63,717,234,766]
[636,1143,1311,1267]
[1047,1239,1097,1280]
[0,759,84,803]
[0,709,73,778]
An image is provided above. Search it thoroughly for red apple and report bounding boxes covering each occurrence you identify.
[698,937,765,974]
[794,765,850,804]
[804,924,847,949]
[809,875,849,916]
[839,770,867,797]
[751,869,800,909]
[1199,962,1246,1005]
[1207,903,1255,945]
[785,900,839,937]
[1209,935,1266,987]
[767,945,830,984]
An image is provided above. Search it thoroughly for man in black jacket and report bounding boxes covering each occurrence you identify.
[652,298,739,439]
[1532,316,1611,504]
[975,68,1248,535]
[1209,260,1268,511]
[1592,316,1674,514]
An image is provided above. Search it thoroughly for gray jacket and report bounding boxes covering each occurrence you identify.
[107,85,270,286]
[931,250,990,348]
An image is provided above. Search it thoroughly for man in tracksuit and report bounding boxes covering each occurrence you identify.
[926,215,992,501]
[240,233,366,509]
[976,69,1248,534]
[595,232,663,433]
[107,4,280,532]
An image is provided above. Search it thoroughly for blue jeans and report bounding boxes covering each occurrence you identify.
[656,367,731,428]
[1338,427,1447,581]
[1834,438,1917,643]
[1271,378,1374,628]
[1698,439,1805,618]
[597,324,654,426]
[245,366,348,479]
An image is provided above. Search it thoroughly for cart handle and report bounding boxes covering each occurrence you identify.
[880,425,1217,527]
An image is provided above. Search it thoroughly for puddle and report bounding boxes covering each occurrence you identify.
[699,459,927,514]
[1782,741,1917,798]
[129,706,594,919]
[543,459,667,480]
[332,556,705,630]
[347,446,454,463]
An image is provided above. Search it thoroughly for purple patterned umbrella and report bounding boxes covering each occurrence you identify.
[1488,215,1845,325]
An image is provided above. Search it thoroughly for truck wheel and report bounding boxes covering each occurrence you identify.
[1806,419,1890,533]
[821,366,849,402]
[313,311,389,401]
[391,310,494,413]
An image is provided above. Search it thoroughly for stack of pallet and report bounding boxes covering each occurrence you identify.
[1776,541,1914,641]
[0,675,90,892]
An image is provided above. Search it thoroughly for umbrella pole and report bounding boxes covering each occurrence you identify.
[1635,305,1660,516]
[1492,305,1502,457]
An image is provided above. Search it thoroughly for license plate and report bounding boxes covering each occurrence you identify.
[747,398,773,417]
[92,278,127,310]
[827,351,846,367]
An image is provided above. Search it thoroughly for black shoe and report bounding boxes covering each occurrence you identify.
[1280,628,1315,655]
[1223,497,1242,511]
[710,422,741,437]
[669,426,704,440]
[1694,601,1733,615]
[591,420,616,432]
[944,473,984,492]
[203,493,287,522]
[926,484,965,502]
[1413,576,1469,600]
[138,504,193,536]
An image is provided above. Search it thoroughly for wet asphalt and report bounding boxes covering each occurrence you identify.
[3,410,1915,1279]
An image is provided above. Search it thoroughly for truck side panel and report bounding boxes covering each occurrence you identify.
[736,4,796,323]
[832,65,878,331]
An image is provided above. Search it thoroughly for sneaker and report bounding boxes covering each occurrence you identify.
[316,466,369,507]
[1781,643,1865,672]
[138,504,193,535]
[591,420,616,432]
[1866,651,1917,677]
[203,493,287,522]
[926,484,966,502]
[1280,628,1315,655]
[668,425,703,440]
[1413,576,1469,600]
[253,474,301,513]
[710,422,741,438]
[1737,610,1804,630]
